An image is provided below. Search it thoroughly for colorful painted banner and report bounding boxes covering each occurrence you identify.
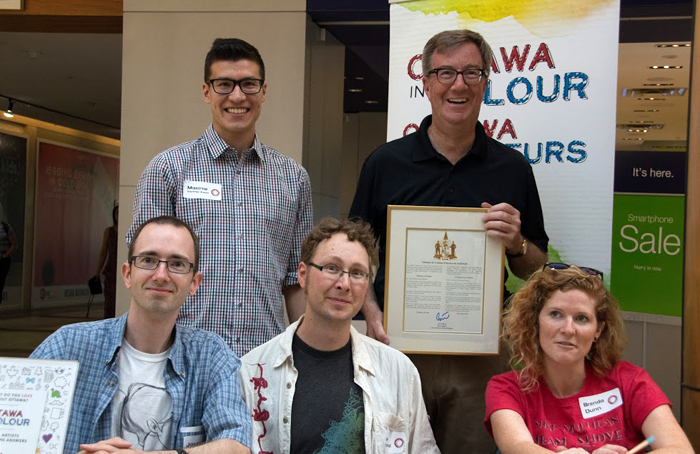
[388,0,620,279]
[32,141,119,307]
[0,132,27,308]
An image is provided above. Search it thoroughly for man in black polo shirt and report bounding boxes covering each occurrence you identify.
[349,29,549,452]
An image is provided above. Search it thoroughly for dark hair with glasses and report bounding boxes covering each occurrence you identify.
[204,38,266,83]
[422,29,494,78]
[300,217,379,275]
[502,264,626,392]
[128,216,200,273]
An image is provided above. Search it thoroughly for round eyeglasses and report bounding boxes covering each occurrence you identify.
[427,67,485,85]
[131,256,194,274]
[208,78,264,95]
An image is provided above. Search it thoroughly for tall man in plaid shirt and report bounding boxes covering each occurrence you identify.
[128,38,313,357]
[32,216,251,454]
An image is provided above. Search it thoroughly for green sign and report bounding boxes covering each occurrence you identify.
[610,194,685,316]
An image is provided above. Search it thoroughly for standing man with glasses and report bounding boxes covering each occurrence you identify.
[32,216,252,454]
[349,29,549,452]
[239,217,439,454]
[129,38,313,358]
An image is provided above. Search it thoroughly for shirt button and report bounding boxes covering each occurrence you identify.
[286,382,292,389]
[238,303,243,307]
[236,337,241,343]
[239,267,244,272]
[108,381,114,387]
[283,416,289,424]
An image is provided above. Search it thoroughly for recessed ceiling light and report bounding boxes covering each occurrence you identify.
[365,100,378,104]
[633,109,660,112]
[628,120,654,124]
[621,138,644,141]
[649,65,682,69]
[643,83,673,86]
[656,43,690,48]
[355,76,365,81]
[348,88,363,93]
[638,97,666,101]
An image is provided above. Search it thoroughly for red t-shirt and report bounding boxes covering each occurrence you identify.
[484,361,670,451]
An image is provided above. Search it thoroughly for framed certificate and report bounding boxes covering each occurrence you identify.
[384,205,505,355]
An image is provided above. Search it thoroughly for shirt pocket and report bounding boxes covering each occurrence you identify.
[179,424,205,448]
[371,412,408,454]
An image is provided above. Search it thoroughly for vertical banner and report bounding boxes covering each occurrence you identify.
[388,0,620,281]
[0,131,27,308]
[33,141,119,307]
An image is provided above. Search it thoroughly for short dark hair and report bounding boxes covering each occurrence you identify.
[422,29,494,77]
[128,216,201,273]
[204,38,265,82]
[300,217,379,275]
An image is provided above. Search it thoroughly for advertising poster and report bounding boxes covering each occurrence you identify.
[388,0,620,282]
[0,132,27,308]
[0,357,79,454]
[611,150,686,316]
[32,141,119,308]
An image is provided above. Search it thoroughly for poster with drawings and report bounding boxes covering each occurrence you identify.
[0,358,78,454]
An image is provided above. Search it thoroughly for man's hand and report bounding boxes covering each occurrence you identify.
[77,437,135,454]
[481,202,523,254]
[555,445,628,454]
[361,286,390,345]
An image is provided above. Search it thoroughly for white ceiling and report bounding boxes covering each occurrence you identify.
[0,32,693,149]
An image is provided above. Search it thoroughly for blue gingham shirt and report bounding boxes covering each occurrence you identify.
[128,125,313,356]
[30,313,252,453]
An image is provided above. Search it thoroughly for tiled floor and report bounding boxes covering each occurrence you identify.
[0,303,104,358]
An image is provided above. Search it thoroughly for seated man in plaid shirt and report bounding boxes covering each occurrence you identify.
[31,216,251,454]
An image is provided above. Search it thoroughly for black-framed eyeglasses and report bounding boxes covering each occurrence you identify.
[208,78,264,95]
[307,262,370,282]
[545,262,604,280]
[427,67,485,85]
[131,256,194,274]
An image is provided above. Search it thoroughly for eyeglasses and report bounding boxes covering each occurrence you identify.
[208,78,264,95]
[427,67,485,85]
[544,262,603,280]
[131,256,194,274]
[307,262,370,282]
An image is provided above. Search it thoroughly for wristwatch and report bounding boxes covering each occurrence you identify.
[174,449,188,454]
[506,238,527,258]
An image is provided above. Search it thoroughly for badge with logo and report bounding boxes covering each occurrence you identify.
[385,431,408,453]
[183,180,222,201]
[578,388,623,419]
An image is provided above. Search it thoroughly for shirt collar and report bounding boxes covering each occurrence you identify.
[203,124,266,162]
[106,312,186,377]
[413,115,489,162]
[105,313,129,365]
[349,325,375,377]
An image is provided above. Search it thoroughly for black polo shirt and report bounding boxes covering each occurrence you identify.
[349,115,548,309]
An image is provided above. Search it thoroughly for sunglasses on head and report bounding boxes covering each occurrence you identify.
[544,262,604,280]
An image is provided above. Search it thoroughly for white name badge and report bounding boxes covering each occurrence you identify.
[180,425,205,447]
[385,431,408,453]
[183,180,222,201]
[578,388,623,419]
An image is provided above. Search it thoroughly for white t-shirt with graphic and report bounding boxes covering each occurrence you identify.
[111,339,173,451]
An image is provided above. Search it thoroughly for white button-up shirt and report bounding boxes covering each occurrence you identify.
[239,318,440,454]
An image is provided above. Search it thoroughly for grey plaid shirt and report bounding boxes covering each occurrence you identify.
[128,125,313,356]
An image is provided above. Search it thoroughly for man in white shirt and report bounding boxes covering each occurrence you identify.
[239,217,438,454]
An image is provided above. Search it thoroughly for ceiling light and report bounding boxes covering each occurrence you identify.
[649,65,682,69]
[3,99,13,118]
[348,88,363,93]
[355,76,365,81]
[643,83,673,86]
[656,43,690,48]
[633,109,660,112]
[365,100,378,104]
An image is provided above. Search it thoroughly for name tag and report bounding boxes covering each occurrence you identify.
[385,431,408,453]
[578,388,623,419]
[181,425,204,447]
[183,180,222,201]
